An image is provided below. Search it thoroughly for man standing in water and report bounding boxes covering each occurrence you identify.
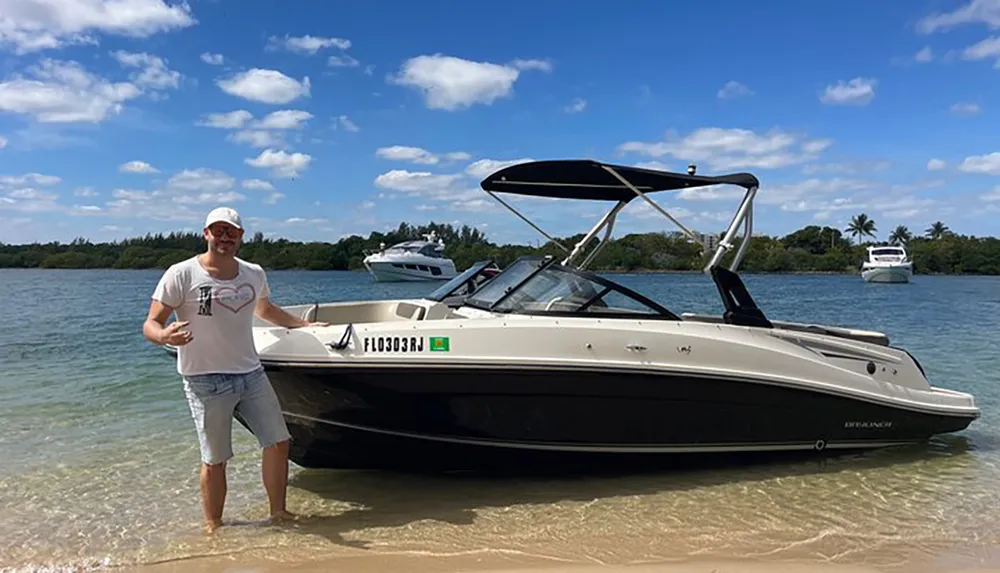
[142,206,327,534]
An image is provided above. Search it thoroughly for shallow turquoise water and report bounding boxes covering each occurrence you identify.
[1,269,998,571]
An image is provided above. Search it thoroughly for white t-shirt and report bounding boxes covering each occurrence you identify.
[152,255,271,376]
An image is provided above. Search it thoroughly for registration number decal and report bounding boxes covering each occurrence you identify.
[362,335,451,353]
[364,336,424,353]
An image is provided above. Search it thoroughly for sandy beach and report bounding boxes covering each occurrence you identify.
[123,546,1000,573]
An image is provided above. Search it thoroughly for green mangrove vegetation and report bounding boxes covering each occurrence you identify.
[0,214,997,275]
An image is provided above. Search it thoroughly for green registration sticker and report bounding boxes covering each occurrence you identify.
[429,336,450,352]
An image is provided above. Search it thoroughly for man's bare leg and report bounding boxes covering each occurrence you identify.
[262,439,294,522]
[200,461,227,533]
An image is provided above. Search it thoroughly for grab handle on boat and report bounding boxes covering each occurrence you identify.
[328,323,354,351]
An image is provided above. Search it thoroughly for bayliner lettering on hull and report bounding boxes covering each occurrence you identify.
[844,421,893,429]
[364,336,424,353]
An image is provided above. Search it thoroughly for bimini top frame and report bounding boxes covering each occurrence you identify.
[479,159,761,274]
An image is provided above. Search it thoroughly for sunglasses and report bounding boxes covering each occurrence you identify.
[207,224,242,237]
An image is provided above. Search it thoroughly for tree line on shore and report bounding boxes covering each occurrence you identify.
[0,214,997,275]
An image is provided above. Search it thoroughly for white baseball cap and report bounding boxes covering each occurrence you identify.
[204,206,243,229]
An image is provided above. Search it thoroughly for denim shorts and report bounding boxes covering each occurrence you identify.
[182,366,291,465]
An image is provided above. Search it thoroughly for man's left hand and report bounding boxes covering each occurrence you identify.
[299,321,330,328]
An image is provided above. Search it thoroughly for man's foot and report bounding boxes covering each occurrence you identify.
[204,519,224,535]
[268,510,297,524]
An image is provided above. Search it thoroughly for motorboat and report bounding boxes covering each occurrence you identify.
[861,244,913,283]
[362,231,459,282]
[165,160,979,471]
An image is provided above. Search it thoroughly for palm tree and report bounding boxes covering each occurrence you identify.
[925,221,950,240]
[888,225,912,245]
[845,213,877,244]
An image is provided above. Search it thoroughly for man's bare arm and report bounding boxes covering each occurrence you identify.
[255,298,328,328]
[144,300,193,346]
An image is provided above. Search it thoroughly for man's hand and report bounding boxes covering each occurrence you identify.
[159,320,194,346]
[298,321,331,328]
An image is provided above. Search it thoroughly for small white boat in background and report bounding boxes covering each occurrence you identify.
[861,245,913,283]
[362,231,459,282]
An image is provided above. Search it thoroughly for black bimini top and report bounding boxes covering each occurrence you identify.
[479,159,760,202]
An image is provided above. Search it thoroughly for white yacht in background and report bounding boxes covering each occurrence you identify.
[362,231,459,282]
[861,244,913,283]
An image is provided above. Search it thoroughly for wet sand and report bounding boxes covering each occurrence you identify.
[124,548,1000,573]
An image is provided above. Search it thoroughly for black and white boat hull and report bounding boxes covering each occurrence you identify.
[247,362,977,471]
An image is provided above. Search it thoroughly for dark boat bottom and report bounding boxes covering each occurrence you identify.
[237,414,929,475]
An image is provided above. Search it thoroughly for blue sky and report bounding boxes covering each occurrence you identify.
[1,0,1000,246]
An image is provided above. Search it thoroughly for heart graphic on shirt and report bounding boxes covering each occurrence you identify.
[215,283,256,313]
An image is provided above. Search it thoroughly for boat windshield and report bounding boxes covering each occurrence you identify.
[871,248,905,257]
[465,256,678,319]
[425,260,501,304]
[463,257,549,310]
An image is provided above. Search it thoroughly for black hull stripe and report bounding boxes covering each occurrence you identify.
[261,359,978,419]
[283,412,921,454]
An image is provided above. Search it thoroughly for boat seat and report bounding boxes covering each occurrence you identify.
[394,301,426,320]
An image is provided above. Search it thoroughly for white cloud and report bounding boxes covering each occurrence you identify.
[245,149,313,178]
[200,52,224,65]
[0,59,141,123]
[74,186,97,197]
[359,200,376,210]
[197,110,253,129]
[375,145,470,165]
[227,129,284,149]
[374,169,463,194]
[8,188,58,200]
[336,115,359,132]
[927,158,947,170]
[980,186,1000,201]
[0,136,6,149]
[267,34,351,54]
[951,102,983,116]
[166,168,234,194]
[617,127,832,172]
[962,36,1000,64]
[328,55,360,68]
[111,50,180,90]
[717,80,753,99]
[464,158,534,179]
[0,0,195,55]
[820,77,877,106]
[917,0,1000,33]
[0,173,61,187]
[958,152,1000,174]
[119,160,158,174]
[173,191,245,205]
[217,69,311,104]
[242,179,274,191]
[915,46,934,62]
[254,109,313,129]
[388,54,549,111]
[510,59,553,72]
[262,192,284,204]
[564,98,587,113]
